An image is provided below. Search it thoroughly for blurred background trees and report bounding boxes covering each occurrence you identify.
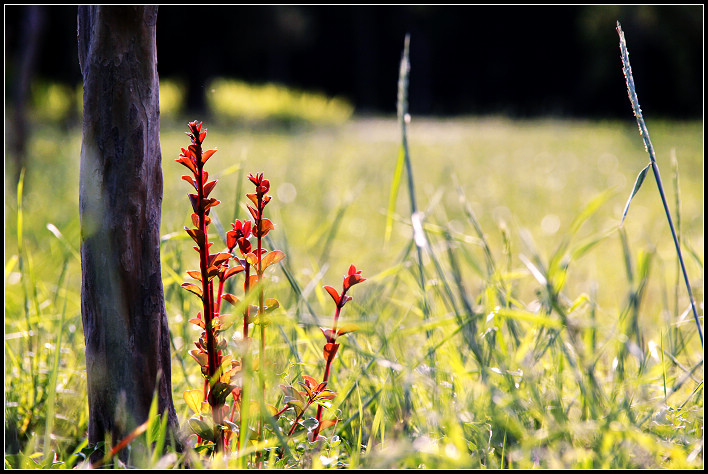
[4,5,702,125]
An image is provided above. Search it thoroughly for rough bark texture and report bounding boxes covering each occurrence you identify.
[78,5,179,462]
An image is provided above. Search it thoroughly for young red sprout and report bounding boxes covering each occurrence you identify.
[177,121,243,454]
[311,265,366,441]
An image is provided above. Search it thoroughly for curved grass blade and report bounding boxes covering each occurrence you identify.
[620,163,650,226]
[616,21,702,347]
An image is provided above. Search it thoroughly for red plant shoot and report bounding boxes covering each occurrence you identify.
[177,121,244,454]
[276,266,366,442]
[313,265,366,440]
[177,121,364,461]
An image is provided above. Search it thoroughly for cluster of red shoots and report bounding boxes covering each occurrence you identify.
[176,121,364,458]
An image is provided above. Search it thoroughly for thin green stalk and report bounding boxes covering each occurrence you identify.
[43,268,70,459]
[237,348,253,466]
[670,151,682,354]
[397,34,433,372]
[616,22,702,347]
[660,331,667,399]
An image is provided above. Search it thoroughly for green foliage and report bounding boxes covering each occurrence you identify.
[4,35,702,466]
[206,78,354,126]
[5,112,703,469]
[28,80,79,122]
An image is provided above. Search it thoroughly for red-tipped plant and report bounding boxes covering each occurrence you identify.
[274,266,365,443]
[313,265,365,440]
[243,172,285,458]
[176,121,364,463]
[177,121,244,454]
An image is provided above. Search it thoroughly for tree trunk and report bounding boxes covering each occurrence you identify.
[77,5,179,463]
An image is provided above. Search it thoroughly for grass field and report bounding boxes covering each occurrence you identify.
[4,112,703,468]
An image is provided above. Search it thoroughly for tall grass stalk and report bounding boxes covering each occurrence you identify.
[396,34,434,376]
[42,272,70,460]
[616,21,702,348]
[14,168,43,444]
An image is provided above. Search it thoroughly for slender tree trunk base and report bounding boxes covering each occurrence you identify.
[78,5,181,464]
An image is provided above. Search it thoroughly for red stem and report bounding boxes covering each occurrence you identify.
[243,264,251,338]
[194,139,224,452]
[313,301,343,440]
[255,192,266,466]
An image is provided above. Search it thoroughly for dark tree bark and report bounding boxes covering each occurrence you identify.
[77,6,180,463]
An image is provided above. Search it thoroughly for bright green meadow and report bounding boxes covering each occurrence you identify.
[4,80,704,468]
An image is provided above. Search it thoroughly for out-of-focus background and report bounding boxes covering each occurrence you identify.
[5,5,703,121]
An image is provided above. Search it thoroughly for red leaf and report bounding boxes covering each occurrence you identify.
[203,179,218,198]
[230,219,252,238]
[253,218,274,238]
[320,327,335,343]
[208,252,232,267]
[224,265,245,280]
[298,381,314,399]
[318,418,339,430]
[226,231,237,251]
[245,252,258,266]
[314,390,336,401]
[246,274,259,290]
[188,193,199,213]
[188,144,200,159]
[261,250,285,269]
[191,213,209,228]
[237,239,252,255]
[202,198,221,213]
[248,173,262,186]
[184,227,205,247]
[302,375,319,389]
[181,282,203,299]
[258,179,270,194]
[181,175,197,190]
[188,349,209,368]
[323,342,339,363]
[222,293,240,306]
[323,285,340,305]
[343,273,366,292]
[205,265,220,280]
[186,270,202,280]
[188,317,205,329]
[202,148,217,164]
[246,193,258,207]
[175,156,197,175]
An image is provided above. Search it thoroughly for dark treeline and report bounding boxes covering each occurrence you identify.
[5,5,703,119]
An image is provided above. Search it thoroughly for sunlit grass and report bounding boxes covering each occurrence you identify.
[4,111,702,467]
[205,78,354,126]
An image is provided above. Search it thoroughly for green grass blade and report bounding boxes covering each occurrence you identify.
[395,34,434,377]
[384,146,406,244]
[620,163,650,226]
[42,272,70,460]
[46,223,81,262]
[617,21,702,347]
